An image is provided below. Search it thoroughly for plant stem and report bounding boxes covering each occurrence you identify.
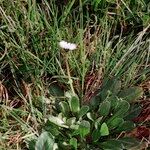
[65,53,75,95]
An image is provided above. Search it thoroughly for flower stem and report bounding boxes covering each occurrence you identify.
[65,53,75,95]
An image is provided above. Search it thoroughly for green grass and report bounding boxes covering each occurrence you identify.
[0,0,150,149]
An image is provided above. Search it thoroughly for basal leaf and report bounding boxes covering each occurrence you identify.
[108,118,124,129]
[35,132,54,150]
[90,94,101,109]
[101,137,140,150]
[100,78,121,101]
[44,121,60,136]
[87,112,95,121]
[107,95,119,110]
[107,100,130,124]
[92,129,101,142]
[125,104,142,120]
[59,101,70,115]
[118,87,143,102]
[49,83,64,97]
[100,123,109,136]
[69,138,77,150]
[116,121,135,132]
[79,105,89,118]
[113,100,130,118]
[95,117,103,129]
[78,120,90,138]
[48,115,68,128]
[98,100,111,117]
[69,96,80,113]
[66,117,76,126]
[70,124,79,130]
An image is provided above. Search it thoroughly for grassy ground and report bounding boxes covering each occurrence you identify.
[0,0,150,149]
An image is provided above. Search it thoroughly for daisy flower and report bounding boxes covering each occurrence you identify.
[59,40,77,50]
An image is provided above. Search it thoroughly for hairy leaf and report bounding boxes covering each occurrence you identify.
[116,121,135,132]
[69,96,80,113]
[101,137,140,150]
[98,100,111,117]
[79,105,89,118]
[108,118,124,129]
[69,138,77,150]
[78,120,90,138]
[59,101,70,115]
[35,132,54,150]
[100,123,109,136]
[48,115,68,128]
[118,87,143,102]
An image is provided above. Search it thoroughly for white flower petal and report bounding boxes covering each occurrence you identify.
[59,40,68,49]
[68,43,77,50]
[59,40,77,50]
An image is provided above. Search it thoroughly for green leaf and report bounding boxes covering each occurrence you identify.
[101,137,140,150]
[100,123,109,136]
[79,105,89,118]
[70,124,79,130]
[78,120,90,138]
[49,83,64,97]
[107,100,130,124]
[118,87,143,102]
[101,139,123,150]
[100,78,121,101]
[90,94,101,109]
[69,138,77,150]
[95,117,103,129]
[107,118,124,129]
[44,121,60,136]
[116,121,135,132]
[66,117,76,126]
[48,115,68,128]
[113,100,130,118]
[107,95,119,110]
[125,104,142,120]
[98,100,111,117]
[87,112,95,121]
[65,91,75,99]
[35,132,54,150]
[69,96,80,113]
[59,101,70,115]
[92,129,101,142]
